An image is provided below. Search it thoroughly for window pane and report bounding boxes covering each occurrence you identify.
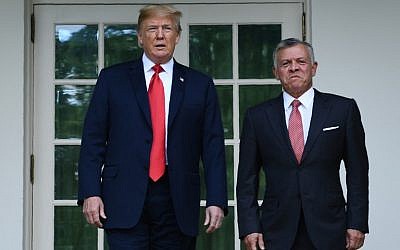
[226,145,234,200]
[216,85,233,139]
[55,85,94,139]
[197,207,234,250]
[200,146,234,200]
[239,85,282,131]
[55,146,79,200]
[238,24,281,79]
[258,167,266,200]
[189,25,232,79]
[104,24,142,67]
[104,236,109,250]
[55,25,98,79]
[54,206,97,250]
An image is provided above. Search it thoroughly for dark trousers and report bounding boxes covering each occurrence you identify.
[105,174,196,250]
[291,211,316,250]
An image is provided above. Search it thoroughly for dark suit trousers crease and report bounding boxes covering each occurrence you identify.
[105,173,196,250]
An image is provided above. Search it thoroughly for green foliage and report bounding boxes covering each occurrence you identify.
[55,25,98,79]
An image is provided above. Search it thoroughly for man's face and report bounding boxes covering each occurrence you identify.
[273,44,318,98]
[138,16,180,64]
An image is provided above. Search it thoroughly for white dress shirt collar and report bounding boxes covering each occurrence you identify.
[283,87,315,143]
[142,53,174,77]
[283,87,315,111]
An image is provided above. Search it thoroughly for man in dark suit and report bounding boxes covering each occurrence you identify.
[78,4,227,249]
[237,38,369,250]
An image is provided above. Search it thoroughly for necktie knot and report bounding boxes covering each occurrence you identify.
[292,99,301,109]
[152,64,164,74]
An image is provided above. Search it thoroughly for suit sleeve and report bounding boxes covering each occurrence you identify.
[344,99,369,233]
[201,78,228,214]
[236,109,262,238]
[77,70,109,205]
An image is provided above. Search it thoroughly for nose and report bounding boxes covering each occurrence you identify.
[155,27,165,39]
[289,60,299,72]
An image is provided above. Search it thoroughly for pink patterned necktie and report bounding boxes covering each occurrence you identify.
[288,100,304,164]
[148,64,166,181]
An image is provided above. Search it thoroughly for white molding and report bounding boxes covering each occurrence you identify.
[33,0,305,4]
[24,0,34,247]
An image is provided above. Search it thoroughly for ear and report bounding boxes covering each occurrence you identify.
[175,32,181,45]
[311,61,318,77]
[137,30,143,47]
[272,67,280,80]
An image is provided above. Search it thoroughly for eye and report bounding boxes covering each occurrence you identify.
[298,59,308,65]
[280,61,289,67]
[162,25,173,32]
[146,26,158,33]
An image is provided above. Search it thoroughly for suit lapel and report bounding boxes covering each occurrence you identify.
[129,60,152,127]
[302,89,330,162]
[168,61,185,129]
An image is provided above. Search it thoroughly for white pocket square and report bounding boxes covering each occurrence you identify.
[323,126,339,131]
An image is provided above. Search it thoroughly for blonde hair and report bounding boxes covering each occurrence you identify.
[138,4,182,33]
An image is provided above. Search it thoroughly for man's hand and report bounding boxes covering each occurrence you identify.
[346,229,365,249]
[83,196,107,228]
[204,206,224,233]
[244,233,265,250]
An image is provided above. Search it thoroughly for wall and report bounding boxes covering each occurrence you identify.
[0,0,399,249]
[0,0,25,249]
[312,0,400,248]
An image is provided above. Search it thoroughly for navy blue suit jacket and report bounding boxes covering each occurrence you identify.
[78,59,227,236]
[237,89,369,249]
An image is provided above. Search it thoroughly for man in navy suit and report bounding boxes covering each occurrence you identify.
[237,38,369,250]
[78,4,227,249]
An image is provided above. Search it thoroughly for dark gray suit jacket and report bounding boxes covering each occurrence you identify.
[237,89,369,249]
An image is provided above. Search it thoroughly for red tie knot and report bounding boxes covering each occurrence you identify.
[292,99,301,108]
[152,64,164,74]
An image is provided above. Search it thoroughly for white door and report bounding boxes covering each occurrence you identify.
[33,3,302,249]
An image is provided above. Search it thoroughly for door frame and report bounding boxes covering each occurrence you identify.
[28,1,310,249]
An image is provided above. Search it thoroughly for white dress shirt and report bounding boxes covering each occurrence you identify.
[283,88,314,144]
[142,54,173,161]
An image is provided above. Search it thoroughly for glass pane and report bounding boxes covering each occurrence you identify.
[200,146,234,200]
[238,24,281,79]
[55,85,94,139]
[258,167,266,200]
[54,206,97,250]
[55,25,98,79]
[189,25,232,79]
[197,207,234,249]
[55,146,79,200]
[104,24,142,67]
[104,233,109,250]
[226,145,234,200]
[239,85,282,131]
[216,85,233,139]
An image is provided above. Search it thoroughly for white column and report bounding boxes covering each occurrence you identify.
[0,0,25,249]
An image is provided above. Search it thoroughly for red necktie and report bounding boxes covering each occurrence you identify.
[148,64,166,181]
[288,100,304,164]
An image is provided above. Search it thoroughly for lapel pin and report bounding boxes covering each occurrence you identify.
[179,77,184,82]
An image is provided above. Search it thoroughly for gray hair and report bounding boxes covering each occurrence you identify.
[273,38,315,68]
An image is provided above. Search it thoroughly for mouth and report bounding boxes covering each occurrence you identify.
[155,44,166,49]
